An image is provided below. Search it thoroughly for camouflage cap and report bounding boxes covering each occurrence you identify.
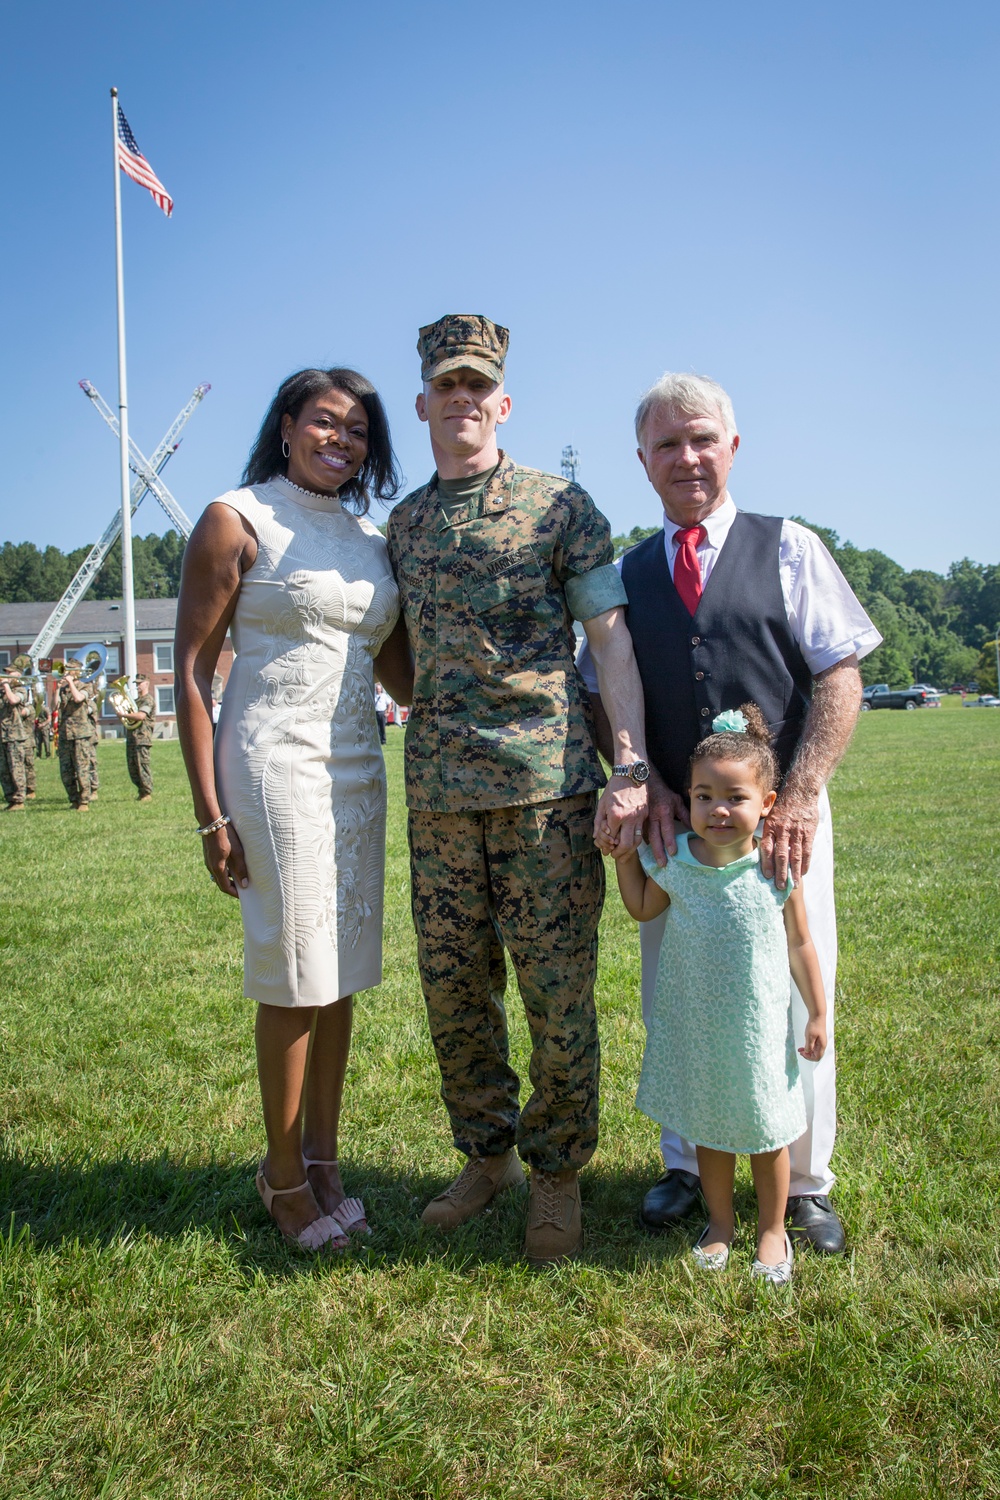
[418,314,509,384]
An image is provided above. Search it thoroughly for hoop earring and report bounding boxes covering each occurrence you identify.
[281,439,290,460]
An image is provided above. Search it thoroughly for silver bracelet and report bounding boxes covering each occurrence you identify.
[196,813,231,837]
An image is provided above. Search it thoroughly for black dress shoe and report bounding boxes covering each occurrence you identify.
[786,1194,846,1255]
[640,1168,703,1232]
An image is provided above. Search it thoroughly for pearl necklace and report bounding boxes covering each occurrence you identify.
[278,474,342,502]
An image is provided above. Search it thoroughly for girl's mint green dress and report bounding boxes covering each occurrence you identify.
[636,834,806,1154]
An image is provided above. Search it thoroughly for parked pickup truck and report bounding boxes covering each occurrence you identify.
[860,685,940,711]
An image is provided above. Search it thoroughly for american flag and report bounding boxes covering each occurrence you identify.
[116,104,173,218]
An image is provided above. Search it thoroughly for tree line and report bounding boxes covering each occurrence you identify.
[0,532,186,607]
[3,524,998,691]
[611,521,999,691]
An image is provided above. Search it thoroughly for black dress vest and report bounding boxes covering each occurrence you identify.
[621,512,813,795]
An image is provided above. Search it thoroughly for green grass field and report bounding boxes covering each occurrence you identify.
[1,704,998,1498]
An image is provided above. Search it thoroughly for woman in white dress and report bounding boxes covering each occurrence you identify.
[175,368,413,1252]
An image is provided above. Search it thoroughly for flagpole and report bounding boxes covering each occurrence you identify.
[111,86,138,690]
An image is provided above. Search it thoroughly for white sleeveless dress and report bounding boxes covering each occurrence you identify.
[214,476,400,1007]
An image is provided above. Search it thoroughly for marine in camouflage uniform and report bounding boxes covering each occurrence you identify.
[125,677,155,799]
[0,668,29,809]
[387,314,650,1262]
[20,700,36,798]
[57,669,93,809]
[34,703,52,757]
[86,690,100,798]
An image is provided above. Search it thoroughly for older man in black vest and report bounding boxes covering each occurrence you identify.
[580,373,881,1253]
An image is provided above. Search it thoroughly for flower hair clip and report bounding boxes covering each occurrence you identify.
[712,709,748,734]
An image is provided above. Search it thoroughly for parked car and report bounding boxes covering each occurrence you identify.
[963,694,1000,708]
[860,685,941,711]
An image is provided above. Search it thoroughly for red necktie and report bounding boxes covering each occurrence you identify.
[673,525,706,615]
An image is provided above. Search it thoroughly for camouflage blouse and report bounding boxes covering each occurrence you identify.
[386,452,626,812]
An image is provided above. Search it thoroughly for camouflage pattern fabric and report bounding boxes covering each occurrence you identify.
[128,692,156,746]
[58,736,91,807]
[417,313,509,383]
[0,685,28,743]
[1,741,27,806]
[127,739,153,796]
[386,451,615,813]
[35,707,52,757]
[57,681,92,741]
[22,712,35,794]
[86,695,100,792]
[125,692,154,794]
[407,792,604,1171]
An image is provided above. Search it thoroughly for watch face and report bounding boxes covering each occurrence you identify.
[631,761,650,784]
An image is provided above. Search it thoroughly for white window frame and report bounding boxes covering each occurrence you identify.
[103,646,121,674]
[155,685,174,715]
[153,641,174,674]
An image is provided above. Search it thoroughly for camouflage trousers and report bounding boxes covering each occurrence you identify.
[58,738,91,806]
[34,728,51,757]
[23,734,36,794]
[407,792,604,1171]
[0,741,27,806]
[127,738,153,795]
[89,738,99,793]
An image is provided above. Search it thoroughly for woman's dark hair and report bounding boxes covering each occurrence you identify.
[241,367,401,514]
[687,701,779,791]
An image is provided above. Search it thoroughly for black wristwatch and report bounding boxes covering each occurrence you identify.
[611,760,650,785]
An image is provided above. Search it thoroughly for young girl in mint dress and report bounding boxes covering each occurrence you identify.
[615,705,828,1285]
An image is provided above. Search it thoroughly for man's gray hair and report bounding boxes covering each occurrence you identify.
[635,372,738,445]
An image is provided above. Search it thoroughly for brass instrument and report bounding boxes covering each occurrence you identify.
[105,675,141,722]
[6,646,106,687]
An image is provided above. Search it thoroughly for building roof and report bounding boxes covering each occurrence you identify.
[0,597,178,640]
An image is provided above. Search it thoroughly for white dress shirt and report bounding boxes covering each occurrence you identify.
[577,493,882,690]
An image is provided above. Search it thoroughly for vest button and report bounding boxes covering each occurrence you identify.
[691,635,700,646]
[695,671,705,681]
[701,707,710,717]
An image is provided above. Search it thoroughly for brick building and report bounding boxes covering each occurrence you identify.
[0,598,234,736]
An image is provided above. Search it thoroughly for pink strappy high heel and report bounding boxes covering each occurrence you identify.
[255,1166,349,1253]
[302,1156,371,1236]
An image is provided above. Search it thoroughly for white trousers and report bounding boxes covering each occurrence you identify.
[639,785,838,1197]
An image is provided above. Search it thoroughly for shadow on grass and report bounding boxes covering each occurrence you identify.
[0,1152,751,1280]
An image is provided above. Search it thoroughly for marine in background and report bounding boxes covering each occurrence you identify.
[0,663,29,811]
[123,675,155,801]
[34,701,52,758]
[20,699,36,800]
[86,688,101,801]
[57,662,94,811]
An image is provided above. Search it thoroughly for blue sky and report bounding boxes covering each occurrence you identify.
[2,1,998,573]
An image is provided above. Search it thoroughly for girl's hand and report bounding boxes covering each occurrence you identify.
[203,823,249,897]
[798,1018,827,1062]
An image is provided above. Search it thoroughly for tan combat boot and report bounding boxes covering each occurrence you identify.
[523,1167,582,1266]
[421,1150,526,1229]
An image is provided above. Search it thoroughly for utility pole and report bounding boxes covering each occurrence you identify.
[561,445,580,484]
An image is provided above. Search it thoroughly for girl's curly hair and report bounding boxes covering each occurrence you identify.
[687,701,778,791]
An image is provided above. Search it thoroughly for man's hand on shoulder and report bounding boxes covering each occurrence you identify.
[644,766,688,866]
[760,787,820,889]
